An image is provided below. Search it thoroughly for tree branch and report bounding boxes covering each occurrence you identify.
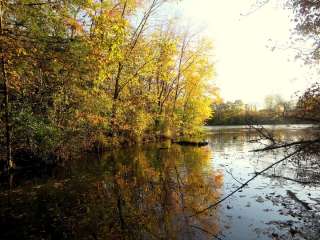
[190,148,302,217]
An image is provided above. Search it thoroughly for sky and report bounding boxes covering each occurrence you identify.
[165,0,318,106]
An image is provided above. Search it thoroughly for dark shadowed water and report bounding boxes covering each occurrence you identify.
[0,125,319,240]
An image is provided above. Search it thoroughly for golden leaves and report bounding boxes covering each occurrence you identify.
[64,17,84,33]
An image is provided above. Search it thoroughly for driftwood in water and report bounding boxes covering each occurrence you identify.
[173,140,208,147]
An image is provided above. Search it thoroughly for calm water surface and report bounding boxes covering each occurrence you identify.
[205,125,320,240]
[1,125,319,240]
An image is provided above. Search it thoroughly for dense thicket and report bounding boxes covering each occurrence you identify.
[0,0,216,169]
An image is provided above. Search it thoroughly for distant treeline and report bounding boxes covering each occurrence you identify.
[207,95,309,126]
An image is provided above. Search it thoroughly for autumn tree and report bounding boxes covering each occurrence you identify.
[0,0,217,170]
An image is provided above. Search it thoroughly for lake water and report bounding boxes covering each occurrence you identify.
[1,125,319,240]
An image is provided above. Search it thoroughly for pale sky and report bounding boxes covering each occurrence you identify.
[166,0,318,106]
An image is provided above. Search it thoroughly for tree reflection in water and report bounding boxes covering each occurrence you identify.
[0,144,223,240]
[104,144,223,239]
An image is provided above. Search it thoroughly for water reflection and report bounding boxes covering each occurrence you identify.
[1,125,318,240]
[0,144,223,240]
[205,125,320,240]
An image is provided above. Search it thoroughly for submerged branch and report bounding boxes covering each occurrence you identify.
[287,190,312,210]
[190,148,302,217]
[252,138,320,152]
[263,173,320,185]
[190,225,223,240]
[225,168,244,185]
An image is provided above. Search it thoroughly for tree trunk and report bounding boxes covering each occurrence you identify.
[0,3,13,171]
[110,63,122,136]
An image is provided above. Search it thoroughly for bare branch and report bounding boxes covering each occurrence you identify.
[241,0,271,17]
[190,148,302,217]
[190,225,223,240]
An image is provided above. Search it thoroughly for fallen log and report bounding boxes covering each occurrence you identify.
[173,140,209,147]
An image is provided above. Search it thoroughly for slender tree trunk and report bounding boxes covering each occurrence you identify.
[113,63,122,101]
[172,45,184,114]
[0,3,13,171]
[110,63,122,136]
